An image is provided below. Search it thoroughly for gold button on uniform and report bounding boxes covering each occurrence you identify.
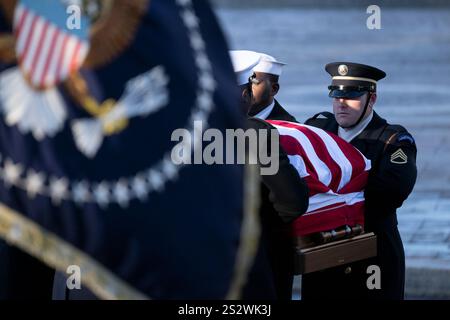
[344,266,352,274]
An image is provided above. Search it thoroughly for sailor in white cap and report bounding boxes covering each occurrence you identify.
[251,52,302,300]
[248,53,297,122]
[229,50,261,113]
[229,50,309,300]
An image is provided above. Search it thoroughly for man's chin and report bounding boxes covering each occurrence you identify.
[335,118,353,128]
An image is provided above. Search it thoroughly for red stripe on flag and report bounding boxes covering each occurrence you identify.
[295,125,343,192]
[338,171,369,194]
[279,136,331,197]
[19,13,38,64]
[29,21,49,82]
[327,131,367,181]
[279,135,319,181]
[54,35,69,83]
[269,120,343,192]
[14,6,28,38]
[303,176,330,197]
[39,27,60,86]
[291,201,365,236]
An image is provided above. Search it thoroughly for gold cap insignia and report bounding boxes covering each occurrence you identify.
[338,64,348,76]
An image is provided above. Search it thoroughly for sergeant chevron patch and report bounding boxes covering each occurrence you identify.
[391,148,408,164]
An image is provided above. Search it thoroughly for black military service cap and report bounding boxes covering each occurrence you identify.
[325,62,386,98]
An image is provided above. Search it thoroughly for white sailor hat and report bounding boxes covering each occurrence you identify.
[229,50,261,86]
[253,53,286,76]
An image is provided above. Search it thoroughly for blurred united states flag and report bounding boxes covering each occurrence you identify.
[13,0,89,89]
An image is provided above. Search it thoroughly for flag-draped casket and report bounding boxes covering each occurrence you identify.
[266,120,371,237]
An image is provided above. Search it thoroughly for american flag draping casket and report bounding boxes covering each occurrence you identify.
[266,120,371,237]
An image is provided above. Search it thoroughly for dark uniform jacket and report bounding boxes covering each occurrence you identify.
[243,100,309,300]
[301,111,417,300]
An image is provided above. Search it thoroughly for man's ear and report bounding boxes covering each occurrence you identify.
[369,93,377,107]
[271,82,280,96]
[242,87,252,104]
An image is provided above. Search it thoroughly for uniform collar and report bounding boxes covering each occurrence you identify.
[338,110,374,142]
[354,111,387,140]
[253,100,275,120]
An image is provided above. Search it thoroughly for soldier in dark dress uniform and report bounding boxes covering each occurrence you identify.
[302,62,417,300]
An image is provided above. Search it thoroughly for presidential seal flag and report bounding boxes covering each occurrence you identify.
[0,0,261,299]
